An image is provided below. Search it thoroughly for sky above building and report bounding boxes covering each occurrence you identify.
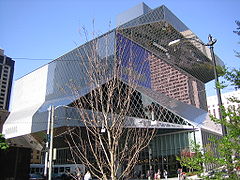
[0,0,239,99]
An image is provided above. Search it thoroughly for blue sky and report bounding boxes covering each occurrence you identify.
[0,0,239,97]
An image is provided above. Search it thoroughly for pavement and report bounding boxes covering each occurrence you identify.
[130,179,179,180]
[132,176,201,180]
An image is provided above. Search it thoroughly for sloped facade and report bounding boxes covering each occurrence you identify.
[3,3,222,177]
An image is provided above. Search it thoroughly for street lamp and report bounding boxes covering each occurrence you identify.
[44,105,104,179]
[168,34,227,136]
[148,146,152,173]
[44,105,74,180]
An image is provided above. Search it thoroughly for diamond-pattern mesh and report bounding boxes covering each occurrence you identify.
[10,8,214,135]
[118,21,215,83]
[120,6,165,28]
[71,80,191,127]
[116,32,208,110]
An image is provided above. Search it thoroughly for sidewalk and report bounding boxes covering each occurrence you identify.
[131,178,179,180]
[131,176,201,180]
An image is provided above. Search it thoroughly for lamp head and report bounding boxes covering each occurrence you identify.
[207,34,217,46]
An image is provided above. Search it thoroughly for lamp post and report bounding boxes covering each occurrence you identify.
[48,105,54,180]
[44,105,73,180]
[148,146,152,175]
[207,35,227,136]
[168,34,227,136]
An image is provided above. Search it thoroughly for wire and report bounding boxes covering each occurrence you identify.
[12,57,89,62]
[12,58,53,61]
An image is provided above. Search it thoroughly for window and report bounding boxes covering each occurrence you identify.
[31,168,35,174]
[36,168,39,173]
[65,167,70,172]
[54,167,58,173]
[60,167,64,172]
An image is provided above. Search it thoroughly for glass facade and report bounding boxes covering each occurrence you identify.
[3,3,223,177]
[50,129,193,178]
[4,3,215,137]
[31,30,116,133]
[138,130,192,177]
[45,30,115,103]
[201,129,221,171]
[117,33,152,88]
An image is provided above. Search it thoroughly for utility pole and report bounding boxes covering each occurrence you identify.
[48,105,54,180]
[44,106,52,177]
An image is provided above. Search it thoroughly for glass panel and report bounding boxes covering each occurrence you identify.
[65,167,70,172]
[60,167,64,172]
[54,167,58,173]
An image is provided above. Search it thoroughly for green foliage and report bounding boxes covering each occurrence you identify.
[211,103,240,175]
[223,67,240,90]
[176,142,204,174]
[0,133,9,150]
[177,103,240,178]
[177,67,240,179]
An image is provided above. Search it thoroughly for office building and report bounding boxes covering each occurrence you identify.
[3,3,223,177]
[207,90,240,118]
[0,49,14,132]
[0,49,14,110]
[206,90,240,132]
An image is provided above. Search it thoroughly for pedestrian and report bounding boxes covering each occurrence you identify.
[182,172,186,180]
[77,172,82,180]
[163,169,168,180]
[84,170,92,180]
[154,172,158,180]
[146,170,152,180]
[177,168,182,180]
[156,169,161,180]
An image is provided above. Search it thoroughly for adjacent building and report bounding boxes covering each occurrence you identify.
[0,49,14,132]
[3,3,223,177]
[207,90,240,118]
[0,49,14,110]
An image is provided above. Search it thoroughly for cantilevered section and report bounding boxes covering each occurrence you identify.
[117,4,224,83]
[118,21,215,83]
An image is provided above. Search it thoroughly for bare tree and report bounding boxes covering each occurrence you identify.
[63,29,155,179]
